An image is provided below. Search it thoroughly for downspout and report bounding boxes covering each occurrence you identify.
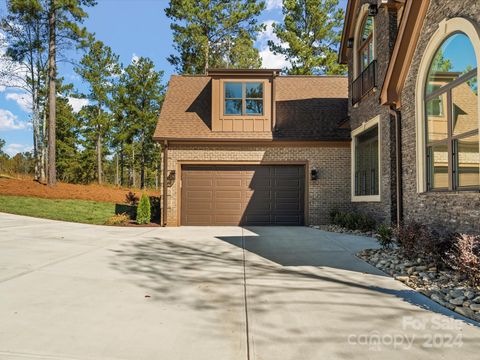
[162,140,169,227]
[389,106,403,226]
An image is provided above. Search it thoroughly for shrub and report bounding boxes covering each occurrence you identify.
[331,211,376,232]
[125,191,139,205]
[136,193,151,225]
[329,209,340,223]
[376,224,394,249]
[333,212,346,227]
[105,213,130,226]
[357,214,376,232]
[394,221,450,264]
[395,221,429,259]
[445,234,480,286]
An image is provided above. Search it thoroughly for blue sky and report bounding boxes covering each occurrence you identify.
[0,0,346,156]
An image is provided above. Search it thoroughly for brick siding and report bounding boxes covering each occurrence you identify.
[163,144,351,226]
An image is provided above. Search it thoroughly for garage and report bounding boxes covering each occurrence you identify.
[181,165,305,226]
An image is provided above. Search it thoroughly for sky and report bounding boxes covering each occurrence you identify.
[0,0,347,157]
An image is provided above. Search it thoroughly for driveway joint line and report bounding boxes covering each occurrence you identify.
[241,227,251,360]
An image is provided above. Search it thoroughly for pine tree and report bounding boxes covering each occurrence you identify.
[45,0,96,186]
[165,0,265,74]
[76,38,120,184]
[120,57,165,189]
[1,0,49,183]
[268,0,346,75]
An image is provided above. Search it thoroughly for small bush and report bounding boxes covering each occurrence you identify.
[331,211,376,232]
[376,224,394,249]
[394,221,449,264]
[136,193,151,225]
[445,234,480,286]
[329,209,340,223]
[105,213,130,226]
[333,212,346,227]
[357,214,376,232]
[395,221,428,259]
[125,191,139,205]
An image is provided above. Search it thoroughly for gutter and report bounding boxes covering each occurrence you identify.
[162,140,168,227]
[389,106,403,226]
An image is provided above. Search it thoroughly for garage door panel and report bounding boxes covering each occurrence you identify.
[181,165,305,226]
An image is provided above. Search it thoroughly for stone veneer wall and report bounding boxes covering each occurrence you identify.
[347,1,399,225]
[163,144,351,226]
[399,0,480,234]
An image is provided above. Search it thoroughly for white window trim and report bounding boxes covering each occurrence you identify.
[353,4,376,80]
[415,17,480,193]
[351,115,381,202]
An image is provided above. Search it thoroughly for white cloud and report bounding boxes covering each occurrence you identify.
[4,143,33,156]
[67,97,89,113]
[5,92,32,113]
[256,20,290,70]
[0,85,5,92]
[0,109,29,130]
[259,48,290,69]
[265,0,282,11]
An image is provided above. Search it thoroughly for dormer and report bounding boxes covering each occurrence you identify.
[207,69,280,132]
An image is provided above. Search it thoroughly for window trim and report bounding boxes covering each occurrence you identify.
[351,115,381,202]
[415,18,480,193]
[223,81,264,116]
[353,4,376,80]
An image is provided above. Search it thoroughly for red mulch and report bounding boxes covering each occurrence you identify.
[0,178,158,204]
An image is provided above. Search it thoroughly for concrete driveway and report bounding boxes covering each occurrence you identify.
[0,212,479,360]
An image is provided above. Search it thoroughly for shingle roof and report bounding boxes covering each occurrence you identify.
[154,74,350,141]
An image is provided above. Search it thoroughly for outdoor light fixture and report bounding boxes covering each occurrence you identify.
[311,168,319,181]
[347,38,354,48]
[368,4,378,16]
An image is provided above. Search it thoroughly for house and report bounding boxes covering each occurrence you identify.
[153,69,351,226]
[339,0,479,233]
[155,0,479,234]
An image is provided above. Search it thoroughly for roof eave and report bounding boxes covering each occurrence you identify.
[380,0,430,108]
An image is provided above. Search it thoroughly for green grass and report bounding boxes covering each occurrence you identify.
[0,195,116,225]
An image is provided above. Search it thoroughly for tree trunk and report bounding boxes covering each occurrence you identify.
[40,110,47,183]
[115,152,119,186]
[47,0,56,186]
[96,134,103,184]
[204,40,209,74]
[120,144,124,186]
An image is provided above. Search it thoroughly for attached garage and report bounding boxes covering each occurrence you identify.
[180,165,306,226]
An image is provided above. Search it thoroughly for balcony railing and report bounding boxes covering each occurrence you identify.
[352,60,377,106]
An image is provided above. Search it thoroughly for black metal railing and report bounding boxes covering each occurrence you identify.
[352,60,377,106]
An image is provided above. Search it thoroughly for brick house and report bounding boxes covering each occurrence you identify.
[155,0,479,233]
[339,0,479,233]
[154,70,351,226]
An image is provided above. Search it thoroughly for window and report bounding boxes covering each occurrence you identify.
[224,82,263,116]
[355,126,379,196]
[359,15,374,72]
[351,116,381,202]
[425,32,479,191]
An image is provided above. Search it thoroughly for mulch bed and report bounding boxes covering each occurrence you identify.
[0,178,158,204]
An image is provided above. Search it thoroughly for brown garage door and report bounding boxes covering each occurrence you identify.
[181,165,305,226]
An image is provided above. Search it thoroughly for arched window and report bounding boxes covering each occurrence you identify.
[424,32,479,191]
[359,15,374,72]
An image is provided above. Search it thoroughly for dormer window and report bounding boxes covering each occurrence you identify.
[224,82,264,116]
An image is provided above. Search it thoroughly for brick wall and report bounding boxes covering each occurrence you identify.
[346,1,399,224]
[400,0,480,234]
[163,144,351,226]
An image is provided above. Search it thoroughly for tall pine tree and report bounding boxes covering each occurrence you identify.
[165,0,265,74]
[76,38,120,184]
[268,0,346,75]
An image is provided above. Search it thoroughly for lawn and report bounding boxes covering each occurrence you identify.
[0,195,116,225]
